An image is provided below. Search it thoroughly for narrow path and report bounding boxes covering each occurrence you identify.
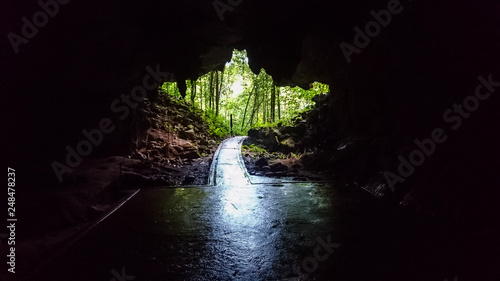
[209,136,303,186]
[209,136,250,186]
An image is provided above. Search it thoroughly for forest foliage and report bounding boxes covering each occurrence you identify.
[160,49,329,137]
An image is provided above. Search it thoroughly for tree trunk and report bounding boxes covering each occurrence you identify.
[277,86,281,120]
[241,85,255,130]
[263,87,267,124]
[200,79,204,110]
[215,70,222,116]
[209,71,214,110]
[271,85,276,122]
[190,80,196,107]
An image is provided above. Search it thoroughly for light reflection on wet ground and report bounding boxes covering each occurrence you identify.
[197,182,335,280]
[31,137,500,281]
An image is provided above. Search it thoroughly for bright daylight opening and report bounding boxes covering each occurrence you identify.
[160,49,330,137]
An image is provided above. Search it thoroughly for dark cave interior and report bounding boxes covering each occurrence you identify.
[1,0,500,279]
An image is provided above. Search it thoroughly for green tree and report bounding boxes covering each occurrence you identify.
[160,49,330,136]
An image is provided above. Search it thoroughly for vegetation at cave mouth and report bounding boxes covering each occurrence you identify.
[160,49,329,137]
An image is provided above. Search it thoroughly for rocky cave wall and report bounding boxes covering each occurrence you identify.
[2,0,500,228]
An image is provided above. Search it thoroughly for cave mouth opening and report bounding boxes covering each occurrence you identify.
[160,49,330,137]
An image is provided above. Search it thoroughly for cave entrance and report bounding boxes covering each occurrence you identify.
[160,49,330,137]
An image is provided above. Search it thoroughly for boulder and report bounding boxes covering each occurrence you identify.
[270,163,288,172]
[260,129,280,151]
[280,126,297,135]
[279,123,307,138]
[255,158,269,167]
[280,137,296,152]
[268,128,282,139]
[248,128,260,139]
[295,123,308,137]
[182,150,200,160]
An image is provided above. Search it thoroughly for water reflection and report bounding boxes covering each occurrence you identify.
[202,183,280,279]
[196,137,332,279]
